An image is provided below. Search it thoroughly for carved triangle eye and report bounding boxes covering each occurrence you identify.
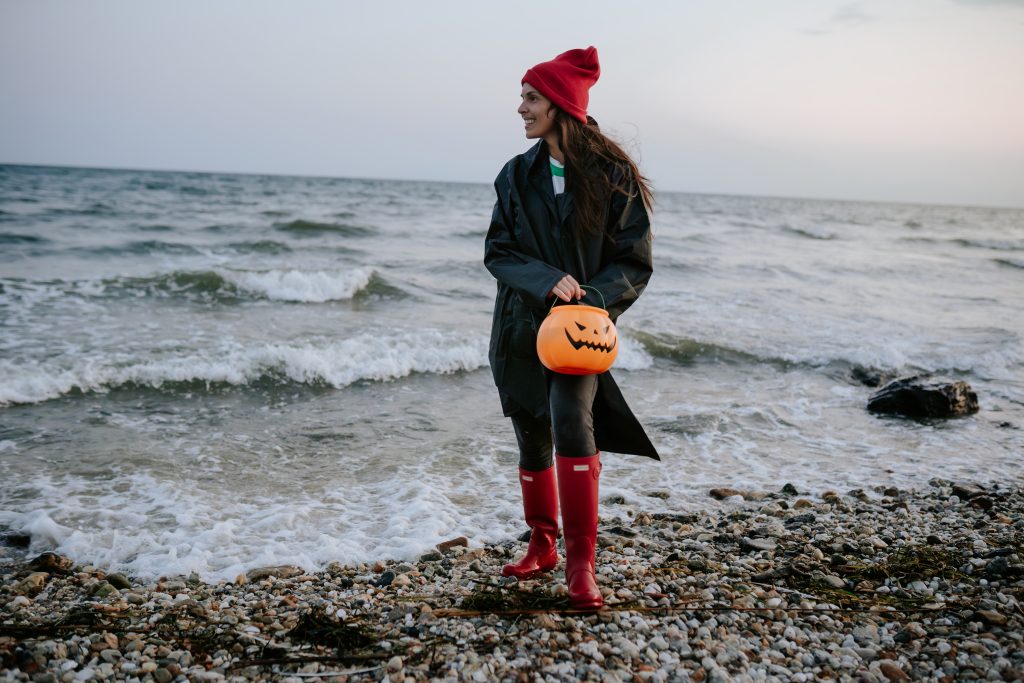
[603,326,610,333]
[575,322,587,331]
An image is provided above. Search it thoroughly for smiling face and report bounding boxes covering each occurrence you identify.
[518,83,557,140]
[564,320,617,354]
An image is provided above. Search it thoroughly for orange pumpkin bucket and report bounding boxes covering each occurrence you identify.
[536,286,618,375]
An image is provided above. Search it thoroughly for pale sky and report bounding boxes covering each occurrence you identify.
[2,0,1023,207]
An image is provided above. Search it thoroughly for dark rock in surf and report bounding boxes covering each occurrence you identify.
[867,377,979,419]
[850,366,895,388]
[0,531,31,548]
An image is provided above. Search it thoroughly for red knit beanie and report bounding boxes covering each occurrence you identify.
[522,46,600,124]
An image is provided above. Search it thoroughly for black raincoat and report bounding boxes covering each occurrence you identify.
[484,140,659,460]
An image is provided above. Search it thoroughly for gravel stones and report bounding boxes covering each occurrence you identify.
[2,481,1022,681]
[436,536,469,552]
[878,659,911,680]
[740,536,777,552]
[28,553,72,575]
[373,569,396,587]
[105,573,131,590]
[13,572,47,595]
[245,565,303,581]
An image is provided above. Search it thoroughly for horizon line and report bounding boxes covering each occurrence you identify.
[2,160,1020,212]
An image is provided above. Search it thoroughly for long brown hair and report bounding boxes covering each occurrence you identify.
[553,109,654,239]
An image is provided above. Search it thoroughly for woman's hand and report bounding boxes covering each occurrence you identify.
[549,274,584,302]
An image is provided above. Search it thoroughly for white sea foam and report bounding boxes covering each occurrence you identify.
[613,332,654,371]
[0,468,529,582]
[5,405,1022,582]
[0,329,490,406]
[217,267,375,303]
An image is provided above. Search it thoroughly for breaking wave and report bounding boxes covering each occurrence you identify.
[0,268,392,305]
[630,329,1023,381]
[0,233,47,244]
[0,330,489,406]
[275,219,377,237]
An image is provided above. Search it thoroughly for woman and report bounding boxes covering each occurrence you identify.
[484,46,659,610]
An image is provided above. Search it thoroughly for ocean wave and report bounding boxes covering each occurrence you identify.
[223,240,293,253]
[218,267,377,302]
[75,240,203,257]
[275,219,376,237]
[124,270,231,297]
[1,268,394,307]
[50,202,116,216]
[0,330,490,406]
[604,333,654,371]
[0,232,47,244]
[779,224,837,241]
[952,238,1023,251]
[117,267,386,303]
[453,228,487,238]
[178,185,209,196]
[631,331,775,367]
[902,236,1024,251]
[994,258,1024,271]
[630,329,1023,381]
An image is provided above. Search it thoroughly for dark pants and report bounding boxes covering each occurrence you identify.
[510,373,598,471]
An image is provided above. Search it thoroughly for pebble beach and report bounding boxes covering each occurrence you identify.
[3,479,1022,682]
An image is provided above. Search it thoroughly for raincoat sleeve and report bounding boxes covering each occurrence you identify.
[586,174,654,319]
[484,180,567,310]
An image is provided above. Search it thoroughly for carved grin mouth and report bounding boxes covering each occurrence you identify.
[564,328,617,353]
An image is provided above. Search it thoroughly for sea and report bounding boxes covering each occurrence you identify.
[1,163,1022,581]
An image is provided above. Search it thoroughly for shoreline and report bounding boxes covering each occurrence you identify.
[2,480,1022,682]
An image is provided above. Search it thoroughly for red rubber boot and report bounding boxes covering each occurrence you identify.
[501,467,559,580]
[555,452,603,610]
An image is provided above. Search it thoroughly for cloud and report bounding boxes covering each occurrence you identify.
[832,3,876,24]
[952,0,1024,6]
[801,2,876,36]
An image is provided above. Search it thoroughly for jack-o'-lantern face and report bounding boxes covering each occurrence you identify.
[536,304,619,375]
[564,320,617,354]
